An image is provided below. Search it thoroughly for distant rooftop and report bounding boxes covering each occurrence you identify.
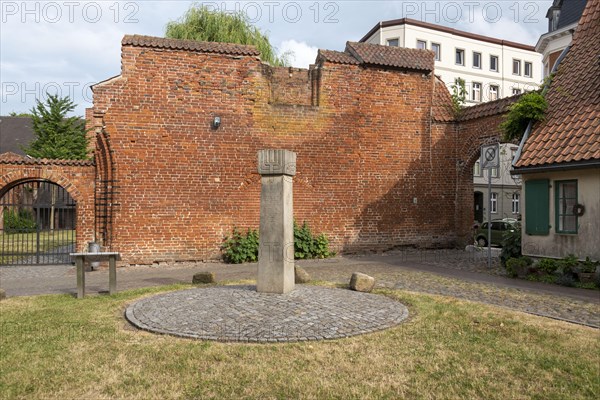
[359,18,536,51]
[0,116,34,156]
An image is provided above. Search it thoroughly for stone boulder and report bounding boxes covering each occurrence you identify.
[294,265,311,283]
[192,272,215,284]
[0,289,6,300]
[349,272,375,293]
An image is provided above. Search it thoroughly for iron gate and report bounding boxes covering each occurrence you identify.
[1,181,76,265]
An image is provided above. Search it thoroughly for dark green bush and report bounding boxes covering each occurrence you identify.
[294,221,333,259]
[505,257,531,278]
[221,222,333,263]
[500,228,521,266]
[3,209,37,233]
[221,227,259,264]
[558,254,579,275]
[537,258,559,274]
[556,274,576,287]
[579,257,599,273]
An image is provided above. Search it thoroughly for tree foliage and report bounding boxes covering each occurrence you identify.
[501,91,548,142]
[22,94,90,160]
[450,78,467,115]
[165,5,291,66]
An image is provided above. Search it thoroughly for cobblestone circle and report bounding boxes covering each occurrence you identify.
[125,285,409,342]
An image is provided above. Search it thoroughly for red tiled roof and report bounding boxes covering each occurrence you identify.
[458,93,523,121]
[318,42,434,72]
[317,49,360,65]
[0,152,94,166]
[122,35,261,56]
[432,77,455,122]
[515,0,600,169]
[346,42,434,71]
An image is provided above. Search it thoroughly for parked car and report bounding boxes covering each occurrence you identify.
[474,219,520,247]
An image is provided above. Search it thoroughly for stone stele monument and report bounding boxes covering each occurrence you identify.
[257,149,296,294]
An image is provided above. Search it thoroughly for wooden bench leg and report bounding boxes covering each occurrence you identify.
[76,257,85,299]
[109,256,117,295]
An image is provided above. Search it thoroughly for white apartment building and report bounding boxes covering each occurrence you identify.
[473,144,521,223]
[360,19,543,104]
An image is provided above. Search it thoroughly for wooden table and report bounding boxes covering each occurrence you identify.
[70,252,121,299]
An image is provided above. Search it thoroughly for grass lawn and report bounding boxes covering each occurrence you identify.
[0,283,598,399]
[0,230,75,264]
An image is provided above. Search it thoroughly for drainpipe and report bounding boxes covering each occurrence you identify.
[512,44,571,168]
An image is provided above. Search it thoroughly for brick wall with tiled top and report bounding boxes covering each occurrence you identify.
[91,36,509,265]
[0,156,96,253]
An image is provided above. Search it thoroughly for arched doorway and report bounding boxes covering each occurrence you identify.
[1,180,76,265]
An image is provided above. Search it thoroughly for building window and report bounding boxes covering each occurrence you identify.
[490,55,498,72]
[489,85,499,101]
[472,52,481,68]
[512,88,522,95]
[431,43,441,61]
[387,38,399,47]
[555,180,578,233]
[513,59,521,75]
[491,167,499,178]
[455,48,464,65]
[472,82,481,102]
[524,62,533,77]
[473,159,481,176]
[512,193,520,214]
[416,40,427,50]
[490,193,498,214]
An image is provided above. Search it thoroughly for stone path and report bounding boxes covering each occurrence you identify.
[1,250,598,328]
[125,285,409,342]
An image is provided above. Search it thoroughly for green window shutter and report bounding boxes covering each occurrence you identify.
[525,179,550,235]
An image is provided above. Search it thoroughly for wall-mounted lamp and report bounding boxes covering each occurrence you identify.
[212,116,221,129]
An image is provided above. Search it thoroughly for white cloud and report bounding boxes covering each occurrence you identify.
[278,40,319,68]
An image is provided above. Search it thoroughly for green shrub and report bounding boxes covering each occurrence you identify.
[505,257,530,278]
[501,91,548,142]
[500,228,521,266]
[579,257,599,273]
[537,258,559,274]
[293,221,333,260]
[556,274,576,287]
[221,227,259,264]
[558,254,579,275]
[221,222,333,263]
[3,209,37,233]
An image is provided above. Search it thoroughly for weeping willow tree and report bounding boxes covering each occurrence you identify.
[165,5,291,66]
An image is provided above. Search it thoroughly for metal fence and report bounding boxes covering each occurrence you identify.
[1,181,76,265]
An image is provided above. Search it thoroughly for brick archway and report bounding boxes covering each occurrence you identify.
[0,158,96,253]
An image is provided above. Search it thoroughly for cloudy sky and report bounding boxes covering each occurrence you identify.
[1,0,552,115]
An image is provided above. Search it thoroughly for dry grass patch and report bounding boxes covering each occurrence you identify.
[0,283,598,399]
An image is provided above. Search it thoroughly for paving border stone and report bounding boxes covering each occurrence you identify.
[125,285,409,342]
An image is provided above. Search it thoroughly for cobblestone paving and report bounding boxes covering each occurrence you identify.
[125,285,409,342]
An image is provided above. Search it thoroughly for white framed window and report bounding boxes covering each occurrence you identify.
[472,82,481,102]
[455,48,465,65]
[489,85,499,101]
[416,40,427,50]
[472,52,481,69]
[490,193,498,213]
[473,159,482,177]
[524,62,533,77]
[491,167,499,178]
[431,43,441,61]
[387,38,399,47]
[513,59,521,75]
[512,193,520,214]
[512,88,522,95]
[490,55,499,72]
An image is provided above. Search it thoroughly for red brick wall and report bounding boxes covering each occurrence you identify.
[0,160,96,252]
[92,41,506,265]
